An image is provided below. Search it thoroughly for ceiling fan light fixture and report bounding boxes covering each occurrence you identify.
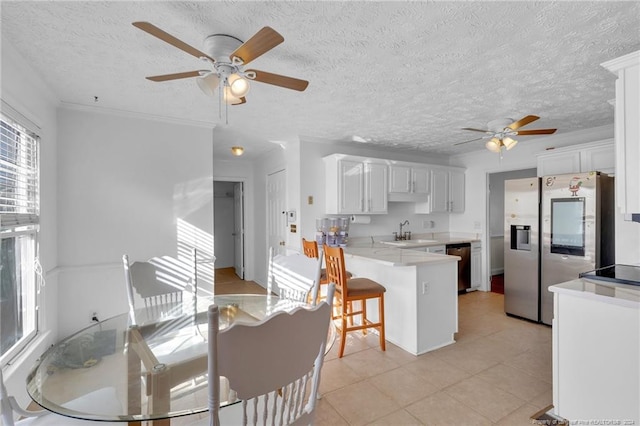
[223,86,244,105]
[196,73,220,97]
[231,146,244,156]
[486,137,502,153]
[503,136,518,150]
[227,73,250,97]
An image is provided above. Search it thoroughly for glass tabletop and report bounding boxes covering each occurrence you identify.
[26,294,330,423]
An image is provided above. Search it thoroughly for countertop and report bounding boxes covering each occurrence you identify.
[549,278,640,309]
[343,242,461,267]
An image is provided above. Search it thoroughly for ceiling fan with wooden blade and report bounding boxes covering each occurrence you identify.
[132,22,309,103]
[456,115,557,153]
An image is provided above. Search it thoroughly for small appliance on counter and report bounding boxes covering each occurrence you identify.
[316,217,350,247]
[579,264,640,286]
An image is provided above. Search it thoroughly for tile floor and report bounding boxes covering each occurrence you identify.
[214,269,553,425]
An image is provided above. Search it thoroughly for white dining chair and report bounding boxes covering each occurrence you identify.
[122,248,200,325]
[266,247,323,305]
[191,283,335,426]
[0,369,121,426]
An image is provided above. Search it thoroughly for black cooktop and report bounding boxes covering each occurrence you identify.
[579,264,640,286]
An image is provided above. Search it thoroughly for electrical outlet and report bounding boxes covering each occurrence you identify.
[422,282,428,294]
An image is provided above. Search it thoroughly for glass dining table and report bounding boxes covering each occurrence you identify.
[26,294,333,425]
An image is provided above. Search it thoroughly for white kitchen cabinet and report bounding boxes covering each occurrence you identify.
[416,168,465,214]
[602,50,640,214]
[388,165,430,202]
[550,280,640,424]
[324,154,388,214]
[536,139,615,177]
[471,241,482,289]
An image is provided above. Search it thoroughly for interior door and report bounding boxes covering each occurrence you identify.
[233,182,244,279]
[267,169,287,255]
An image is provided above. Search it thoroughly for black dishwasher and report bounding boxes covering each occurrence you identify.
[446,243,471,293]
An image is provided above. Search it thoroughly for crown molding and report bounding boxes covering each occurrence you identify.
[59,101,216,129]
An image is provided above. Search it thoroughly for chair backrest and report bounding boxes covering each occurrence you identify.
[301,238,319,258]
[122,248,198,325]
[323,244,348,299]
[267,247,322,305]
[1,369,47,426]
[207,284,336,426]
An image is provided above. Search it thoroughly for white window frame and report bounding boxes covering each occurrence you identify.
[1,107,41,365]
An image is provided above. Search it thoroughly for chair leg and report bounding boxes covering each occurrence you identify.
[378,294,386,352]
[339,315,347,358]
[361,299,368,336]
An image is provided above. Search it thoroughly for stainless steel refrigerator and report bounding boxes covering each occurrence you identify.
[504,172,615,324]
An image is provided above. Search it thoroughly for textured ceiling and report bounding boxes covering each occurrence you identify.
[2,1,639,159]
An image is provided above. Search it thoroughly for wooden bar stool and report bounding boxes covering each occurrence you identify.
[323,244,386,358]
[302,238,353,303]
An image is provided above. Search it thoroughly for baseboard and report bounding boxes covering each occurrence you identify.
[491,268,504,276]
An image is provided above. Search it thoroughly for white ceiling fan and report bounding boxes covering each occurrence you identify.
[456,115,557,153]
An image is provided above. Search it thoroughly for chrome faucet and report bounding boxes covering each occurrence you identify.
[396,220,410,240]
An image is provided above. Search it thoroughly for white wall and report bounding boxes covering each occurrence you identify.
[450,125,615,290]
[56,107,215,337]
[1,40,59,406]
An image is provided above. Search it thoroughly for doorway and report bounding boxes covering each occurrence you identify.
[214,180,244,282]
[487,168,537,294]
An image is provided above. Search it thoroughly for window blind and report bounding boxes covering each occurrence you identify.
[0,113,39,230]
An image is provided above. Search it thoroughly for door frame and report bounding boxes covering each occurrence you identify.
[213,177,249,280]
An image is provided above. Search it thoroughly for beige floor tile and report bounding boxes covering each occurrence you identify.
[504,345,553,383]
[340,347,401,378]
[369,367,439,407]
[431,339,501,375]
[402,353,471,390]
[529,388,554,411]
[476,363,552,402]
[406,391,492,425]
[495,403,543,425]
[324,380,402,426]
[444,375,527,422]
[314,397,350,426]
[319,357,367,394]
[367,408,424,425]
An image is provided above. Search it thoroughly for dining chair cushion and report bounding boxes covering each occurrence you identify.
[16,387,121,425]
[343,278,386,297]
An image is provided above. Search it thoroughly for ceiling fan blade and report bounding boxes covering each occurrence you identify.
[514,129,557,135]
[230,27,284,65]
[146,71,202,82]
[461,127,491,133]
[133,22,216,62]
[232,97,247,106]
[507,115,540,130]
[454,136,486,146]
[246,69,309,91]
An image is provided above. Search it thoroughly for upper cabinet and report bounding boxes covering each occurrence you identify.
[324,154,388,214]
[602,50,640,214]
[536,139,615,177]
[417,167,465,214]
[388,165,430,202]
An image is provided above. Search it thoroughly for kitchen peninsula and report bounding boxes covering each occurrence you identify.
[342,240,461,355]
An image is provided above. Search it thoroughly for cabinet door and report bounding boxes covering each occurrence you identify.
[412,168,430,194]
[338,160,364,213]
[366,162,388,213]
[389,165,412,193]
[471,242,482,288]
[430,169,449,213]
[537,151,581,177]
[581,141,615,175]
[449,171,465,213]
